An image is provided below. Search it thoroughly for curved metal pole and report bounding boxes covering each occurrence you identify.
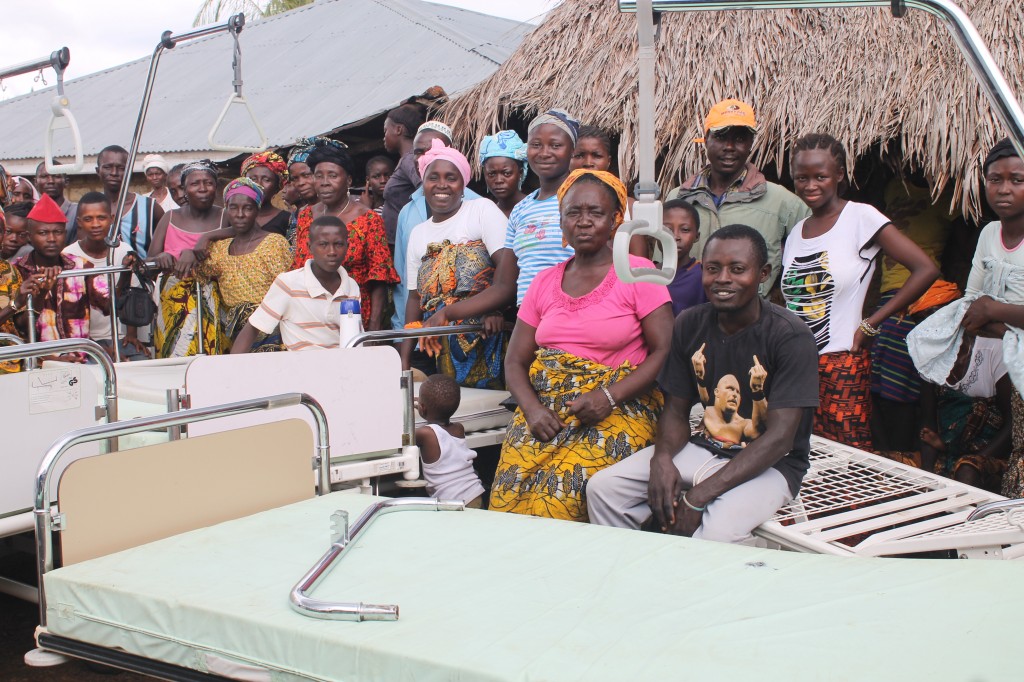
[617,0,1024,156]
[966,498,1024,523]
[289,498,464,621]
[104,12,248,251]
[103,13,245,359]
[0,48,69,81]
[0,338,118,432]
[34,391,330,626]
[344,323,485,348]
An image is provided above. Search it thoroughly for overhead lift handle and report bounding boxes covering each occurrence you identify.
[613,0,678,286]
[207,15,268,153]
[36,48,84,174]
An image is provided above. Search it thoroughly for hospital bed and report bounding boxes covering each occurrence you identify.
[27,407,1024,681]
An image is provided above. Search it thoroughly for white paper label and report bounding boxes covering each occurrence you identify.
[29,367,83,415]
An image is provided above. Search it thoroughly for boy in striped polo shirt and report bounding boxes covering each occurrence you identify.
[231,216,360,353]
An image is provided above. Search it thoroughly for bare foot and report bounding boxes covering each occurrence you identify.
[919,427,946,452]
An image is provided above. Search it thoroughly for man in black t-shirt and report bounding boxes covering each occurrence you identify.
[589,225,819,544]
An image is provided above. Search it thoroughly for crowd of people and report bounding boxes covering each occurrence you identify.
[1,95,1021,545]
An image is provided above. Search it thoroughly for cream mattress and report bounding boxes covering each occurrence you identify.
[43,493,1022,681]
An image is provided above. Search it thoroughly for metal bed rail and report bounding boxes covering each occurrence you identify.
[0,333,27,371]
[0,339,118,442]
[21,260,159,353]
[289,498,464,621]
[343,323,486,348]
[33,391,330,627]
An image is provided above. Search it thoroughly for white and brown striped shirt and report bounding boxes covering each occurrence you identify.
[248,260,360,351]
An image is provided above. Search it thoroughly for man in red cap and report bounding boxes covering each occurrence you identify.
[12,194,109,361]
[668,99,808,297]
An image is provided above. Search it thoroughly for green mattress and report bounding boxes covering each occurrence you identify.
[42,493,1022,681]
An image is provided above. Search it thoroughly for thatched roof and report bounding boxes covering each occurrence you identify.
[442,0,1024,220]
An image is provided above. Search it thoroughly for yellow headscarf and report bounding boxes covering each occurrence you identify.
[556,169,629,247]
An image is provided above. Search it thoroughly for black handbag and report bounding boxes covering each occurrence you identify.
[116,255,158,327]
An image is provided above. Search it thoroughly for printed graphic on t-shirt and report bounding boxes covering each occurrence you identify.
[691,343,769,457]
[781,251,834,351]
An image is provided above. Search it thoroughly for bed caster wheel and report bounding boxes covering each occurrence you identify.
[24,647,69,667]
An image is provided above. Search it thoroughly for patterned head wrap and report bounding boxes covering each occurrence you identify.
[528,109,581,146]
[480,130,528,187]
[241,151,289,185]
[180,160,218,184]
[416,120,453,141]
[556,169,629,247]
[223,177,264,206]
[417,138,471,184]
[287,136,348,166]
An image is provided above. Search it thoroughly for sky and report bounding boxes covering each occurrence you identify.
[0,0,560,100]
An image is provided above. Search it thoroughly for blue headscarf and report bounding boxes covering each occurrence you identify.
[288,136,348,166]
[479,130,528,187]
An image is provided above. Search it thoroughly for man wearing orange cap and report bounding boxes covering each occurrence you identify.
[668,99,808,296]
[12,194,109,360]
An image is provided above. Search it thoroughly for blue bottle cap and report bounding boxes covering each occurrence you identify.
[339,298,361,315]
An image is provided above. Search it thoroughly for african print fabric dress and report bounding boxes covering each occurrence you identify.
[1001,388,1024,498]
[154,274,222,357]
[816,350,873,449]
[0,261,23,374]
[200,235,291,352]
[291,208,398,328]
[489,348,663,522]
[416,239,506,390]
[932,387,1007,492]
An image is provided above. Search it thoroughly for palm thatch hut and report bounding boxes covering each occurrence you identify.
[442,0,1024,220]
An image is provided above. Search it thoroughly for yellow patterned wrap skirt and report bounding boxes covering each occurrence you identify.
[490,348,663,522]
[155,274,223,358]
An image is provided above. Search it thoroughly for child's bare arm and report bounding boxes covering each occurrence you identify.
[415,425,441,465]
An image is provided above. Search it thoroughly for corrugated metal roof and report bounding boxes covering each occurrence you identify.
[0,0,531,166]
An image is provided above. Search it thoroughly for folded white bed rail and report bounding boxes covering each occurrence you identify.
[757,436,1024,559]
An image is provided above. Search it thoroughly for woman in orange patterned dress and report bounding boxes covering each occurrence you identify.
[290,141,398,329]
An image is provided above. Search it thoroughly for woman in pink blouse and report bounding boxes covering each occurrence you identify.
[489,169,674,522]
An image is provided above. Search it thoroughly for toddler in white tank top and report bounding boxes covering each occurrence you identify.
[415,374,486,507]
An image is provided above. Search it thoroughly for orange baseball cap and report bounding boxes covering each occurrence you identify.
[694,99,758,143]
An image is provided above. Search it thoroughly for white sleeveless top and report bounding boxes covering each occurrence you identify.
[422,425,485,503]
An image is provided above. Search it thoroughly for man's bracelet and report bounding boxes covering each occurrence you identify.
[750,390,765,401]
[677,491,706,513]
[600,385,617,409]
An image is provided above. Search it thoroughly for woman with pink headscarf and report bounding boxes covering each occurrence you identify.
[400,138,514,389]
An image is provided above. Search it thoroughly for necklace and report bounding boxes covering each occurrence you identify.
[230,230,263,254]
[320,196,351,221]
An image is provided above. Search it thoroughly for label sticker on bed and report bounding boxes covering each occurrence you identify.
[28,367,83,414]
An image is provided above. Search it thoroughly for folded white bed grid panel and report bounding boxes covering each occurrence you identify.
[758,436,1024,559]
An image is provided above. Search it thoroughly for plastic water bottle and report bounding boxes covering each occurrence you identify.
[338,298,363,348]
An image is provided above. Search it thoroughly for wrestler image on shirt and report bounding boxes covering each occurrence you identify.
[692,343,768,449]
